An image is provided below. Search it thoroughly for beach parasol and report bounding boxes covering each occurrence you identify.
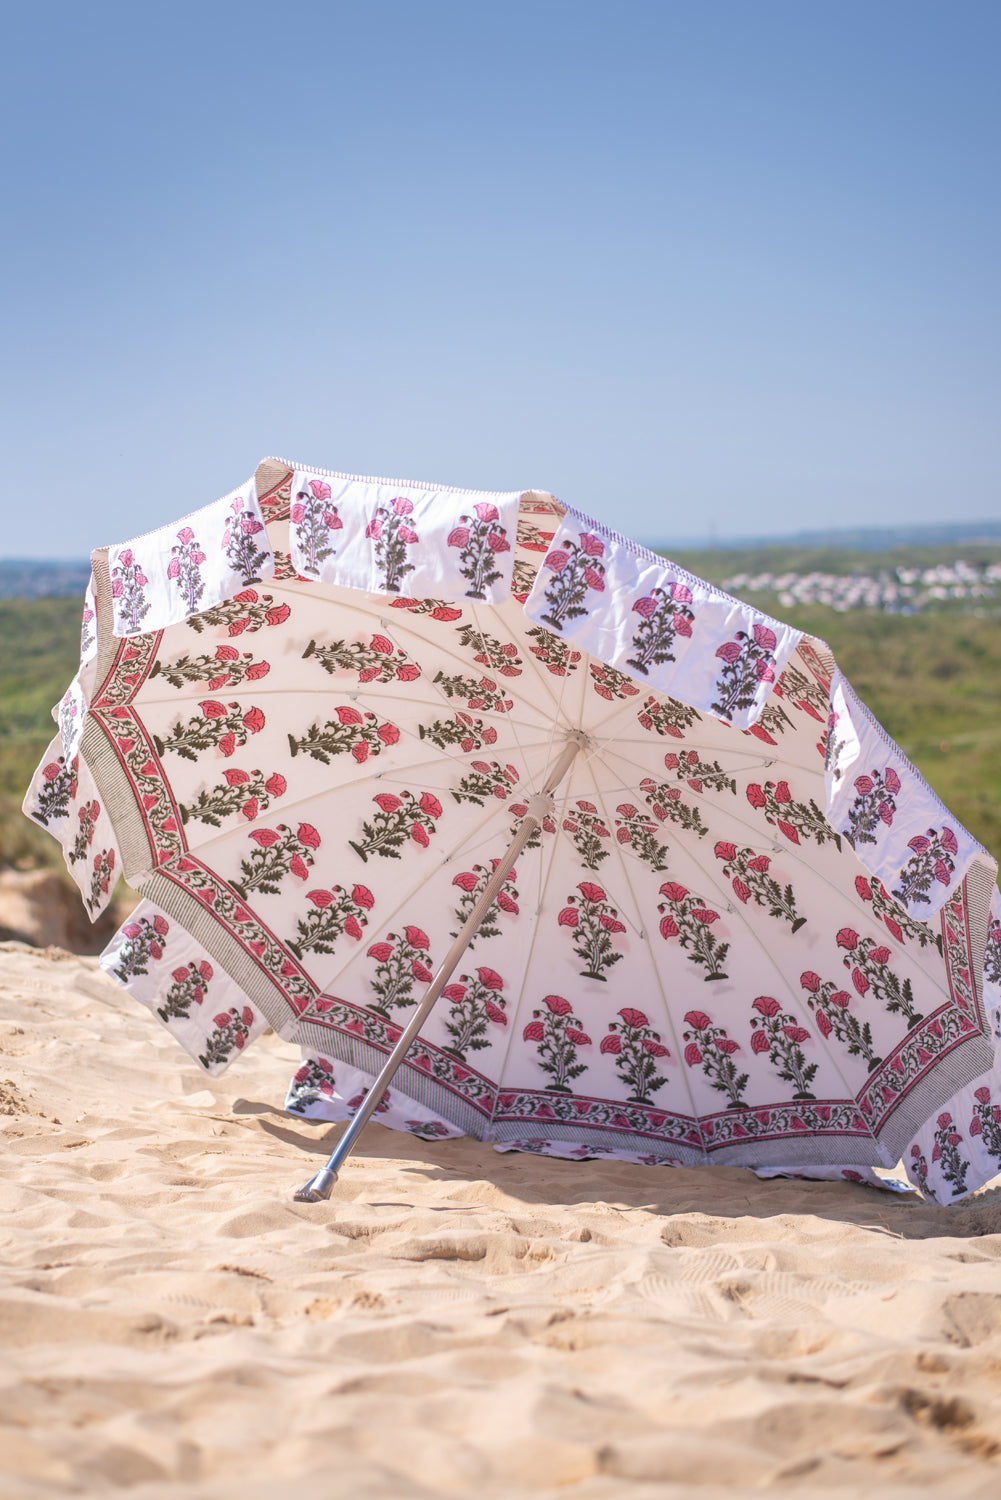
[25,459,1001,1205]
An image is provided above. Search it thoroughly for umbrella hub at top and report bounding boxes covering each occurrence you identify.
[523,790,557,824]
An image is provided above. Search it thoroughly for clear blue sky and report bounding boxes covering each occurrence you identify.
[2,1,999,556]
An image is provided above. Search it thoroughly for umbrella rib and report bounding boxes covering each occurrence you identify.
[534,663,580,727]
[539,728,581,920]
[538,644,577,781]
[596,765,742,926]
[545,769,648,942]
[352,679,533,783]
[574,679,790,769]
[310,682,554,729]
[294,579,588,738]
[360,741,583,793]
[428,803,542,878]
[698,874,889,1145]
[346,598,575,767]
[577,691,787,768]
[484,780,578,1135]
[461,603,536,775]
[501,660,588,936]
[495,610,585,726]
[596,741,783,850]
[573,703,649,787]
[743,947,883,1150]
[390,596,575,730]
[590,735,786,766]
[580,750,708,1157]
[354,643,556,777]
[580,690,649,741]
[540,640,591,816]
[166,741,458,861]
[571,643,592,738]
[594,738,840,870]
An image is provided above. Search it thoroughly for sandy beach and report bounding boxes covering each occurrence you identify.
[2,939,1001,1499]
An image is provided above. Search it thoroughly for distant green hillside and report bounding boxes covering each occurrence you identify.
[0,597,83,868]
[0,598,83,736]
[657,518,1001,556]
[0,560,92,599]
[667,541,1001,585]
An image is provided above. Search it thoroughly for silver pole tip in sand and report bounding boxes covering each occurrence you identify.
[294,1166,338,1202]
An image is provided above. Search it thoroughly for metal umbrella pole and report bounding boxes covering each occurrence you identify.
[294,734,583,1202]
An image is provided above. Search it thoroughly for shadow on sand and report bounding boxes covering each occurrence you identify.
[230,1095,1001,1244]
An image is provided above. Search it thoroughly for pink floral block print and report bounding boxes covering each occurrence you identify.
[99,900,270,1073]
[524,513,801,730]
[824,673,982,921]
[289,471,521,602]
[108,478,274,636]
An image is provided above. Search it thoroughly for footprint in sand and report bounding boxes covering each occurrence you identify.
[675,1248,742,1283]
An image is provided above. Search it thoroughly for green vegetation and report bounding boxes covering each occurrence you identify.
[0,598,84,736]
[0,566,998,885]
[0,598,83,871]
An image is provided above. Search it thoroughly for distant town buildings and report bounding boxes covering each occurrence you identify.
[723,561,1001,613]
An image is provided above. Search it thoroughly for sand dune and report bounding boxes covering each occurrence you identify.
[2,940,1001,1498]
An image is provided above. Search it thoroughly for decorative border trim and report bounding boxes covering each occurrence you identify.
[140,866,317,1027]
